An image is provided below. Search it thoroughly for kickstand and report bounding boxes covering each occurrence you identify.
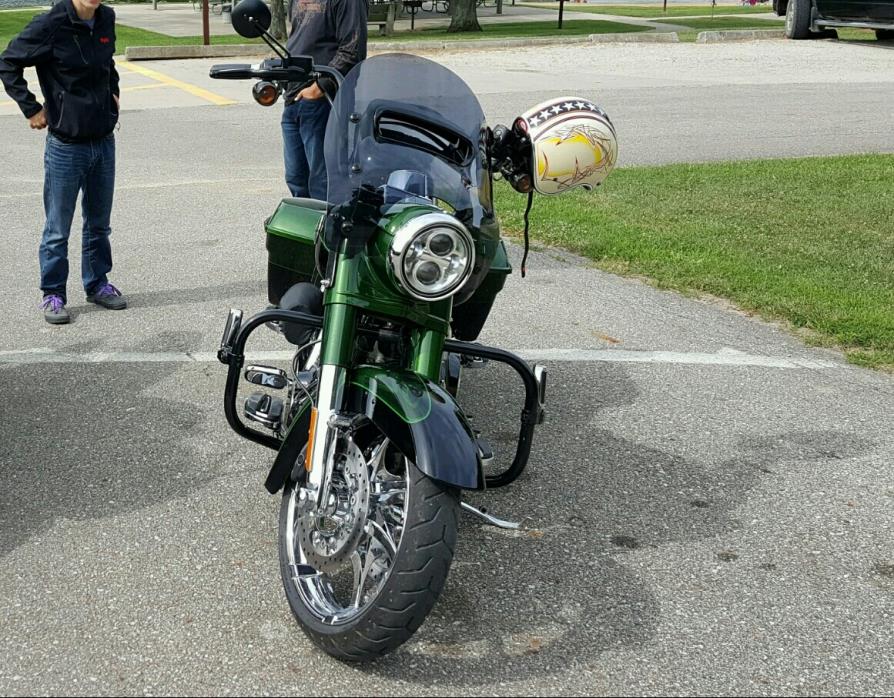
[460,501,521,530]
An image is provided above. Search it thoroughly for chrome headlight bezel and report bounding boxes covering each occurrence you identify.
[389,213,476,302]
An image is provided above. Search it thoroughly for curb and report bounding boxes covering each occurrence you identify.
[124,30,679,60]
[125,44,269,60]
[696,28,786,42]
[589,31,678,43]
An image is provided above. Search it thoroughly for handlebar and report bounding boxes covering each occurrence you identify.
[209,56,343,88]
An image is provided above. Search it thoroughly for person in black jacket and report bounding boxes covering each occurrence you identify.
[0,0,127,325]
[281,0,367,200]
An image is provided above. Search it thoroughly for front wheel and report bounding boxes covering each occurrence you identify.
[278,432,459,662]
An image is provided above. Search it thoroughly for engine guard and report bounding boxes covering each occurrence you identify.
[220,309,546,494]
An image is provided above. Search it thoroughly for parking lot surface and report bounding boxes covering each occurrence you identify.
[1,39,893,696]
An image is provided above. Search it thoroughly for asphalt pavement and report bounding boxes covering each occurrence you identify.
[0,38,893,696]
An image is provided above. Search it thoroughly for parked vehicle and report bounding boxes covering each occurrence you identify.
[775,0,894,39]
[211,0,617,661]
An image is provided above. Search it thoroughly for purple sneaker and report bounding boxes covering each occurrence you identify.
[41,294,71,325]
[87,282,127,310]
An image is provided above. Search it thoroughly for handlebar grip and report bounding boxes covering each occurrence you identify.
[209,64,258,80]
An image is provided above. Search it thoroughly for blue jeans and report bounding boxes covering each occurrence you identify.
[281,98,330,201]
[40,133,116,301]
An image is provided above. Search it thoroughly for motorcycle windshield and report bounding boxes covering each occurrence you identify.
[324,54,493,228]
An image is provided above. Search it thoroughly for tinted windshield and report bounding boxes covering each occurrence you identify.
[324,54,493,228]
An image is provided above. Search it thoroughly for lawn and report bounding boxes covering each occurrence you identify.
[2,10,647,49]
[671,15,783,29]
[494,155,894,370]
[1,9,262,52]
[520,2,775,17]
[370,19,649,41]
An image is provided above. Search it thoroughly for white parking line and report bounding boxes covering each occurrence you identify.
[0,177,277,200]
[0,347,843,369]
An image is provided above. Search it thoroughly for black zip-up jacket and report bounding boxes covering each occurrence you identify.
[0,0,120,142]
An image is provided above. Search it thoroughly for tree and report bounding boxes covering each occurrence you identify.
[270,0,288,41]
[447,0,482,32]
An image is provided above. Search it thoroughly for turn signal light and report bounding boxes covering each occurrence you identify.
[253,81,280,107]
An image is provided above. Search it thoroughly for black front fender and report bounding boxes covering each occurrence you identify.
[264,366,484,494]
[350,366,484,491]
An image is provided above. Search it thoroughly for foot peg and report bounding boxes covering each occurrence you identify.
[476,437,494,467]
[244,392,283,429]
[460,501,520,530]
[245,365,289,390]
[533,364,547,425]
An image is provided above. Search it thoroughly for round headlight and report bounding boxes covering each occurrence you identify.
[389,213,476,301]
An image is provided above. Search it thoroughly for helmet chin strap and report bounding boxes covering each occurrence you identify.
[521,191,534,278]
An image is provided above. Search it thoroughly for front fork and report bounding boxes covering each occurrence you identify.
[303,304,447,510]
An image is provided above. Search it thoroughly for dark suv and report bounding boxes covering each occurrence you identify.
[775,0,894,39]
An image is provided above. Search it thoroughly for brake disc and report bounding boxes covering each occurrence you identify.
[298,438,369,575]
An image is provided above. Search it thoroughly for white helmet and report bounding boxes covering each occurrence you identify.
[516,97,618,195]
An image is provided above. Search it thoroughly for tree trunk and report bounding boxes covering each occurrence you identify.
[271,0,288,41]
[447,0,482,32]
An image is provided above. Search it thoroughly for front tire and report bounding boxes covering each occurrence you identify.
[278,437,459,662]
[785,0,811,39]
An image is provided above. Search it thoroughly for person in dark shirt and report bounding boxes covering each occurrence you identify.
[282,0,367,200]
[0,0,127,325]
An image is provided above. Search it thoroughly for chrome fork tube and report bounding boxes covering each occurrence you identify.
[307,363,347,508]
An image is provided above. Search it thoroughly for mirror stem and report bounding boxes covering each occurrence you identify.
[253,18,290,61]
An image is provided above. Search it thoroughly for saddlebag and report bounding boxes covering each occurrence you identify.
[265,197,327,305]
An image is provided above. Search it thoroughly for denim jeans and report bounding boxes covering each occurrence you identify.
[40,133,116,301]
[281,97,330,201]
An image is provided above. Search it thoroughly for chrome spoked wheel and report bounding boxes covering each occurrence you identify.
[278,427,459,662]
[284,435,409,625]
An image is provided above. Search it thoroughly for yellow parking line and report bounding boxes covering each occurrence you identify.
[122,83,169,93]
[117,60,236,106]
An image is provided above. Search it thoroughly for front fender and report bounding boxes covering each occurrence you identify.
[264,401,312,494]
[350,366,484,490]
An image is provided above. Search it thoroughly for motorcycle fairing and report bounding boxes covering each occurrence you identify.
[350,365,484,490]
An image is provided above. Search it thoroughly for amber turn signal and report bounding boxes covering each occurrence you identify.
[252,81,280,107]
[304,407,318,471]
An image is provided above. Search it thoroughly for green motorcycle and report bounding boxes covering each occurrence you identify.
[212,0,616,662]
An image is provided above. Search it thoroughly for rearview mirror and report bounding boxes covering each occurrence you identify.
[231,0,272,39]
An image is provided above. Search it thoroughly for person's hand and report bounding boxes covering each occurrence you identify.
[114,94,119,111]
[296,82,325,101]
[28,108,47,130]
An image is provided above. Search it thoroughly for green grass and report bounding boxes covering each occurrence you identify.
[520,2,774,17]
[114,24,263,49]
[2,10,646,49]
[835,26,886,41]
[671,15,782,29]
[1,9,261,52]
[494,155,894,370]
[370,19,649,41]
[0,10,41,50]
